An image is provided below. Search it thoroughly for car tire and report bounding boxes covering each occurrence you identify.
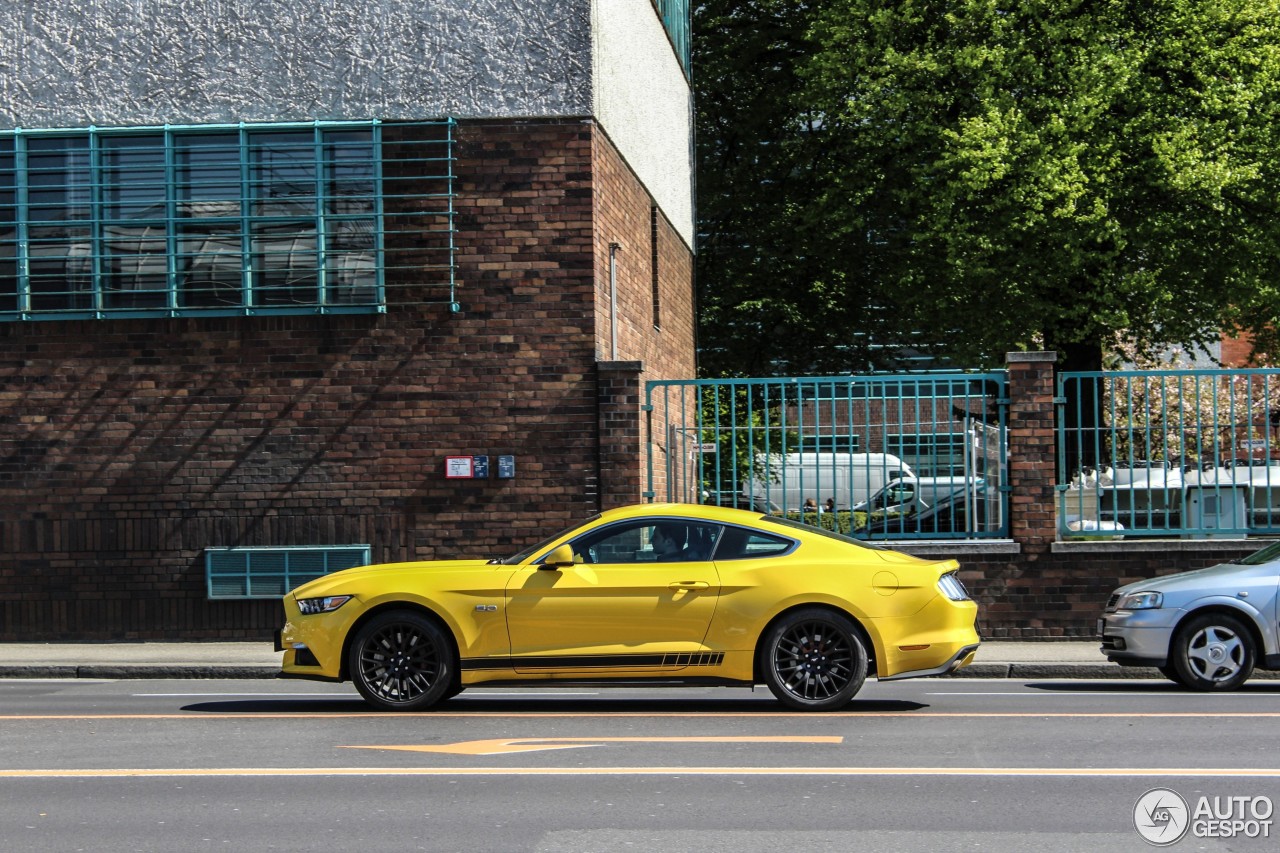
[761,608,868,711]
[1170,612,1255,692]
[348,610,456,711]
[1156,664,1186,686]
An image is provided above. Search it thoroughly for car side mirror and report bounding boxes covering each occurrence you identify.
[540,544,575,570]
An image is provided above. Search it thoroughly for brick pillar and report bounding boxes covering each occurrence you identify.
[1006,351,1057,548]
[597,360,645,510]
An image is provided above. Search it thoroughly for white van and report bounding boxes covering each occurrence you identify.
[745,452,914,512]
[853,475,983,516]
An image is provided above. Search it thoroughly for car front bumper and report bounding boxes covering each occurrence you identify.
[277,597,358,682]
[1098,607,1180,667]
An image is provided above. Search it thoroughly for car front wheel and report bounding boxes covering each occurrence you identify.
[761,608,868,711]
[348,610,455,711]
[1170,612,1255,691]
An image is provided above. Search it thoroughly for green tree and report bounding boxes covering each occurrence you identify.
[694,0,1280,376]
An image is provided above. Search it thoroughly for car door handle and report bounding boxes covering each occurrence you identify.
[669,581,710,590]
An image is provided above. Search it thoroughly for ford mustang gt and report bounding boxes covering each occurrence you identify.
[276,503,980,710]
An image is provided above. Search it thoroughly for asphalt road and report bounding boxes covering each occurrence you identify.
[2,676,1279,852]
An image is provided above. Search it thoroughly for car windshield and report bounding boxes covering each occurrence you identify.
[496,515,602,565]
[1235,539,1280,566]
[768,516,882,550]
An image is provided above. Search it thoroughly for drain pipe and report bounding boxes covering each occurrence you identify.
[608,242,622,359]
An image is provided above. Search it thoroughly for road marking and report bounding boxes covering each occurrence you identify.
[2,766,1280,779]
[7,711,1280,720]
[339,736,843,756]
[926,691,1280,697]
[130,692,601,698]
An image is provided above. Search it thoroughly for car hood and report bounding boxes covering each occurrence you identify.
[289,559,498,597]
[1115,560,1275,598]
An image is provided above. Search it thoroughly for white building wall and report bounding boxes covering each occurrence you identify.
[591,0,695,247]
[0,0,592,125]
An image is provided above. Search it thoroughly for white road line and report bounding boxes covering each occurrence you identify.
[926,691,1280,697]
[3,766,1280,779]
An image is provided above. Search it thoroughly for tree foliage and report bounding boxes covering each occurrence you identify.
[694,0,1280,376]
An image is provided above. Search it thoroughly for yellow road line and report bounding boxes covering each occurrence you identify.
[1,766,1279,779]
[339,736,843,755]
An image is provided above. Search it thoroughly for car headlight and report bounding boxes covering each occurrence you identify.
[296,595,353,615]
[937,572,971,601]
[1117,591,1163,610]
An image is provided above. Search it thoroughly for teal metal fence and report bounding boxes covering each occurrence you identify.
[1058,369,1280,539]
[645,373,1009,540]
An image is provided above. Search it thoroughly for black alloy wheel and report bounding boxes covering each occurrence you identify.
[1170,612,1256,692]
[761,608,868,711]
[348,610,455,711]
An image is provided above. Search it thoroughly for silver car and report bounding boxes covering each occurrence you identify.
[1099,541,1280,690]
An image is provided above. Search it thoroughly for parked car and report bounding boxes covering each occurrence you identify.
[277,503,980,711]
[1099,540,1280,690]
[860,483,995,537]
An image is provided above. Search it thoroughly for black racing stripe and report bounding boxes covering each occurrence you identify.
[461,652,724,671]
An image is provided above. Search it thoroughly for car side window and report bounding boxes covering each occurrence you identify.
[569,520,722,564]
[713,527,794,560]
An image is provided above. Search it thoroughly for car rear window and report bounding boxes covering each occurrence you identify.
[713,526,795,560]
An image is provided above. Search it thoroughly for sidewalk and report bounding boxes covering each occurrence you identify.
[0,640,1227,680]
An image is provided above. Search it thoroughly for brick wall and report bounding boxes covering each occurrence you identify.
[590,127,696,506]
[0,118,695,640]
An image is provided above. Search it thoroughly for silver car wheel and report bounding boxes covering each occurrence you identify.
[1186,625,1245,682]
[1171,612,1255,692]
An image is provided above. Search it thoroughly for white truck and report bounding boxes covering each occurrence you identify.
[744,452,915,512]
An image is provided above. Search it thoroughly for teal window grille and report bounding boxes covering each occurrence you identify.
[0,119,455,321]
[653,0,691,73]
[206,545,371,599]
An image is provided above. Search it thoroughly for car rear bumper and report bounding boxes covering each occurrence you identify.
[879,642,980,681]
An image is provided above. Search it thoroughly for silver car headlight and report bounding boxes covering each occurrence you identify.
[1117,590,1163,610]
[937,572,971,601]
[296,595,352,615]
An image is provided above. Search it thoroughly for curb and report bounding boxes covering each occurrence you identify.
[0,665,278,679]
[4,663,1277,680]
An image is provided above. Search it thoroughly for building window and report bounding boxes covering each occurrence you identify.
[206,545,371,599]
[653,0,691,73]
[650,205,661,330]
[0,119,455,321]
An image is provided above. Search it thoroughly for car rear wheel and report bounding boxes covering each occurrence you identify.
[761,608,868,711]
[1170,612,1255,692]
[348,610,455,711]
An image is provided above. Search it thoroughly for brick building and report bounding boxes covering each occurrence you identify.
[0,1,696,639]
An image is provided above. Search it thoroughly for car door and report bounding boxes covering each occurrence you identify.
[504,518,722,673]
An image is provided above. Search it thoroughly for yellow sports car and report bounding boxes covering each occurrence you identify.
[276,503,980,711]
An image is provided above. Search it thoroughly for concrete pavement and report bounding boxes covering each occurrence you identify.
[0,639,1234,680]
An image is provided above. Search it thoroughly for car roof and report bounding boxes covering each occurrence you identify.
[598,502,770,525]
